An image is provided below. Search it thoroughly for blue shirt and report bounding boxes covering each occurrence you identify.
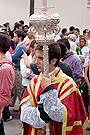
[11,42,26,70]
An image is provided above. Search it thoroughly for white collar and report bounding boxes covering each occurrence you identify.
[17,41,24,48]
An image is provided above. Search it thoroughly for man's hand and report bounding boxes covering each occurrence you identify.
[21,49,28,60]
[27,75,35,80]
[21,49,31,69]
[40,74,51,89]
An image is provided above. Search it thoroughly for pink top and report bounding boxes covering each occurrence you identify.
[8,46,13,53]
[0,56,15,119]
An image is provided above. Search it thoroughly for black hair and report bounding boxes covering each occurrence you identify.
[24,25,29,29]
[61,28,67,34]
[74,28,80,33]
[36,43,61,67]
[14,30,25,41]
[83,29,89,35]
[0,32,11,53]
[14,24,22,31]
[69,26,75,32]
[58,38,70,50]
[57,40,67,58]
[8,31,14,39]
[19,20,24,25]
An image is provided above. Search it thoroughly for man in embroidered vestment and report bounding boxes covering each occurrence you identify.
[20,43,89,135]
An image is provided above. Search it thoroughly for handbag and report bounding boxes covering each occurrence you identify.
[79,78,87,90]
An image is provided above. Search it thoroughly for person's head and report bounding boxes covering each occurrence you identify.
[86,32,90,40]
[35,43,61,72]
[68,34,76,42]
[69,26,75,32]
[8,31,14,40]
[3,22,11,31]
[58,38,70,50]
[83,29,89,36]
[61,28,67,34]
[0,32,11,54]
[19,20,24,26]
[29,40,38,56]
[24,25,29,33]
[79,37,87,49]
[14,30,25,43]
[14,23,22,31]
[74,28,80,36]
[57,40,67,58]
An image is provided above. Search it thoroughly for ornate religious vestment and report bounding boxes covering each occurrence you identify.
[20,67,89,135]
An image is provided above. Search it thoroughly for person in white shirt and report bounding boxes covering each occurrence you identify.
[20,40,38,97]
[74,28,80,45]
[79,37,89,67]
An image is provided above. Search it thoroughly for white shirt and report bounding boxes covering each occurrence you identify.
[5,51,12,62]
[20,54,36,86]
[88,39,90,50]
[75,35,79,45]
[81,46,89,67]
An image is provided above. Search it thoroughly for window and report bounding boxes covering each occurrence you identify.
[87,0,90,7]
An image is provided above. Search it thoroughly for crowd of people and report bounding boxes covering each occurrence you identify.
[0,20,90,134]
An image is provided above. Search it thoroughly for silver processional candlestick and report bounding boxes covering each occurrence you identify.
[29,0,60,134]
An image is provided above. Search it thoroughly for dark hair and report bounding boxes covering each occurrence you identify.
[58,38,70,50]
[83,29,87,34]
[36,43,61,67]
[8,31,14,39]
[74,28,80,33]
[49,43,61,67]
[14,30,25,41]
[69,26,75,32]
[14,24,22,31]
[61,28,67,34]
[19,20,24,25]
[30,40,38,48]
[87,32,90,38]
[3,22,9,28]
[0,32,11,53]
[60,34,67,38]
[57,40,67,58]
[35,45,43,51]
[24,25,29,29]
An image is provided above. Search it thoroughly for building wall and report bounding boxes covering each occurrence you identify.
[0,0,30,30]
[35,0,90,34]
[0,0,90,34]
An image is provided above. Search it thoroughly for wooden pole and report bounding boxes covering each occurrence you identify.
[29,0,34,27]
